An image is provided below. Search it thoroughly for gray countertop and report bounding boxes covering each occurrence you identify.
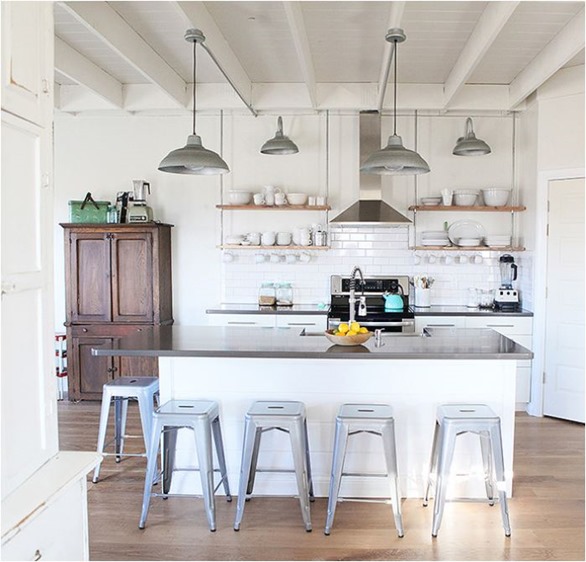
[92,325,533,360]
[412,305,533,317]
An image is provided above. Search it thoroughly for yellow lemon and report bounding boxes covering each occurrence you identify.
[359,327,369,334]
[338,323,349,334]
[350,321,361,332]
[347,330,358,336]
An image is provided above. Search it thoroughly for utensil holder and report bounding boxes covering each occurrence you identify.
[415,288,431,308]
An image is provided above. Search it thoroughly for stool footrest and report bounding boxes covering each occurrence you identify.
[338,497,393,505]
[341,471,388,478]
[101,452,147,459]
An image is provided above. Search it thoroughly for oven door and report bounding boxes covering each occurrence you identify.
[328,317,415,333]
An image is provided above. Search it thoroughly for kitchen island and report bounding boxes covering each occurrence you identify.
[93,326,532,499]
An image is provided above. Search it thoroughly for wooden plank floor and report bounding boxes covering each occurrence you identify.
[58,401,585,561]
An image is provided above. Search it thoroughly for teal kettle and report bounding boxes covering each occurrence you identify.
[383,291,404,311]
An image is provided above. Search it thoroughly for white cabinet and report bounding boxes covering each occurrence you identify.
[276,314,327,331]
[1,1,53,127]
[415,316,466,332]
[208,312,327,331]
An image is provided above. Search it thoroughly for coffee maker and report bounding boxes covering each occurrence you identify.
[494,254,520,311]
[126,180,153,223]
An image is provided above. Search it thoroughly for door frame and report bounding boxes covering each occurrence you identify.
[529,167,585,417]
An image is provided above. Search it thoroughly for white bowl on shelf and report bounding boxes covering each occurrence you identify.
[421,197,442,206]
[456,237,482,247]
[482,189,511,207]
[287,193,308,206]
[453,190,479,206]
[228,191,252,205]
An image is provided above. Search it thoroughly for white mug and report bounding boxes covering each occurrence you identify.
[441,188,453,206]
[254,253,267,263]
[247,232,261,246]
[473,254,483,264]
[253,193,265,205]
[222,252,234,263]
[457,255,468,264]
[307,196,317,206]
[269,254,282,263]
[286,254,297,264]
[442,255,453,265]
[427,255,437,264]
[263,185,280,206]
[316,196,326,206]
[261,231,276,246]
[277,231,292,246]
[275,192,287,206]
[299,252,311,263]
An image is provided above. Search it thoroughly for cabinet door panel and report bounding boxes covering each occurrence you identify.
[69,233,111,323]
[111,233,153,323]
[70,337,114,400]
[119,356,158,378]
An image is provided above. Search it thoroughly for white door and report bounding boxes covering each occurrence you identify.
[543,178,585,423]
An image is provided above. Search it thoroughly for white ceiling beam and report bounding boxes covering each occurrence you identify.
[54,37,124,109]
[376,1,405,112]
[58,1,187,107]
[173,1,255,114]
[443,1,519,108]
[509,9,585,109]
[283,1,317,109]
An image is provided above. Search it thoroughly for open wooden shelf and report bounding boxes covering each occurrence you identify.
[220,244,330,250]
[412,246,525,251]
[409,205,526,212]
[217,204,330,211]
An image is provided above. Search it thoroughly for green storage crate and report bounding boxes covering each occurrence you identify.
[68,193,110,223]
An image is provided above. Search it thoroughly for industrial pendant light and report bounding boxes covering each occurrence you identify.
[360,29,430,175]
[158,29,229,175]
[453,117,492,156]
[260,116,299,155]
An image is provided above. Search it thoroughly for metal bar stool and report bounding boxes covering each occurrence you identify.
[139,400,231,532]
[423,403,511,537]
[234,400,314,532]
[324,403,404,537]
[93,377,159,483]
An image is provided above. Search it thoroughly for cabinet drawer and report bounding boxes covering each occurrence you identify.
[415,316,466,331]
[70,324,152,337]
[464,316,533,335]
[207,313,275,328]
[1,479,86,561]
[275,315,327,330]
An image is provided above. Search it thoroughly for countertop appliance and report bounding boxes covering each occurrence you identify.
[127,180,153,223]
[494,254,520,311]
[328,274,415,332]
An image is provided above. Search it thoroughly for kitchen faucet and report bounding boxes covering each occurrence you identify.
[348,266,367,324]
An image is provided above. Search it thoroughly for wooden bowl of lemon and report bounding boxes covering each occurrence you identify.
[324,322,372,346]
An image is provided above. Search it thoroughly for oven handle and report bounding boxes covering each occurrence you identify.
[329,320,415,328]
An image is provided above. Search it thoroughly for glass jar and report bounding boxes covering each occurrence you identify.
[276,282,293,306]
[106,205,119,223]
[258,283,276,307]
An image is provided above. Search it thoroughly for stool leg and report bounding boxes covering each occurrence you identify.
[93,392,112,483]
[245,427,262,496]
[137,394,152,457]
[119,397,130,459]
[234,418,257,531]
[431,426,456,537]
[162,427,178,496]
[479,430,495,505]
[194,419,216,532]
[139,416,163,529]
[211,416,232,501]
[423,421,440,507]
[489,423,511,537]
[114,397,124,462]
[381,421,404,538]
[324,418,348,535]
[290,420,312,532]
[303,419,315,501]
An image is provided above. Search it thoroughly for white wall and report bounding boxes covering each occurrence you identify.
[54,110,530,329]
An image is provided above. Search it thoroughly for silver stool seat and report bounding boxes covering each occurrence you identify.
[423,403,511,537]
[234,400,314,532]
[93,377,159,483]
[139,400,231,532]
[324,403,404,537]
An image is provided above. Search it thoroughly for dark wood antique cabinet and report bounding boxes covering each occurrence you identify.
[61,223,173,400]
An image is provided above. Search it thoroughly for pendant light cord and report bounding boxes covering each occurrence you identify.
[393,39,397,136]
[192,39,197,135]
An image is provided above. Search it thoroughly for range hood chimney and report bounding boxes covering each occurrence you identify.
[330,111,411,225]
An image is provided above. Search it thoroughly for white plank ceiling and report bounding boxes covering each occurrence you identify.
[53,0,585,112]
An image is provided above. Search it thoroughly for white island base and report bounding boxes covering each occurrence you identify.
[158,357,516,500]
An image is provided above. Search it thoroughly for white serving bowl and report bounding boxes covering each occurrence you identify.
[228,190,252,205]
[287,193,308,206]
[482,188,511,207]
[421,197,442,206]
[453,190,478,206]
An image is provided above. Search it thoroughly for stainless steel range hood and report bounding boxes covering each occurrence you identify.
[330,111,411,226]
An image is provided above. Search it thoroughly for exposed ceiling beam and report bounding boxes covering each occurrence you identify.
[376,2,405,113]
[443,1,519,108]
[173,1,255,114]
[283,1,317,109]
[58,1,187,107]
[509,9,585,109]
[54,37,124,109]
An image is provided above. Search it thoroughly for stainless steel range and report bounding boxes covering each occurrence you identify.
[328,273,415,333]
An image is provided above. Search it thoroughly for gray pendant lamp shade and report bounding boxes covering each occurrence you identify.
[453,117,491,156]
[360,29,430,176]
[260,116,299,155]
[158,29,229,175]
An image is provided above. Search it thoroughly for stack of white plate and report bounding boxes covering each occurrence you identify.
[484,235,511,248]
[421,231,450,246]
